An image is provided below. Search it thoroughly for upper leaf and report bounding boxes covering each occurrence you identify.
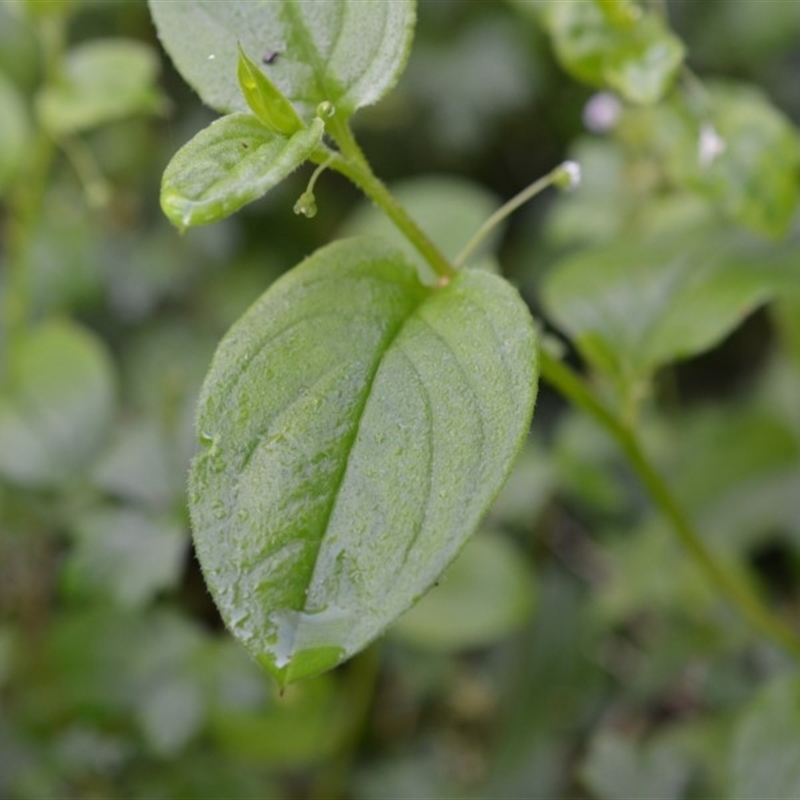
[148,0,416,121]
[189,237,537,686]
[236,44,304,137]
[161,112,324,229]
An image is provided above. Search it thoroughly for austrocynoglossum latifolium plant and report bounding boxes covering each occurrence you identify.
[5,0,800,796]
[149,0,800,707]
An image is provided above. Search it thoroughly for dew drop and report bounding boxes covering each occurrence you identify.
[293,191,317,219]
[211,499,227,520]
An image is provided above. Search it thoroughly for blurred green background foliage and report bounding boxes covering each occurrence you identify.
[2,0,800,798]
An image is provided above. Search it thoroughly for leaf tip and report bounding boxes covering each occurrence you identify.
[160,188,194,231]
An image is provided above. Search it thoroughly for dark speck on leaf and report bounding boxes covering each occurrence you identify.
[263,50,281,65]
[241,142,249,149]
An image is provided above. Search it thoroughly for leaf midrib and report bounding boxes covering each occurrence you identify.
[285,283,436,654]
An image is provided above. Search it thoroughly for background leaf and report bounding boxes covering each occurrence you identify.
[729,674,800,800]
[0,320,116,488]
[580,729,690,800]
[390,531,536,651]
[64,506,187,609]
[541,223,800,390]
[542,0,684,104]
[35,39,167,135]
[622,81,800,237]
[148,0,416,121]
[189,237,537,685]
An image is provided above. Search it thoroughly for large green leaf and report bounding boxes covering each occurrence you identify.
[729,675,800,800]
[35,39,167,135]
[148,0,415,121]
[189,237,538,685]
[542,0,684,104]
[541,224,800,390]
[0,320,116,488]
[160,112,324,229]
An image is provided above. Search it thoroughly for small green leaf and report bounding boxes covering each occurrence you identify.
[391,531,535,651]
[0,320,116,488]
[160,112,324,229]
[35,39,168,135]
[542,224,800,389]
[236,44,303,137]
[729,675,800,800]
[0,70,30,194]
[148,0,416,121]
[543,0,684,104]
[189,237,537,686]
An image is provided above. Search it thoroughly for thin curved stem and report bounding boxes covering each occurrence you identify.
[539,348,800,661]
[453,162,577,269]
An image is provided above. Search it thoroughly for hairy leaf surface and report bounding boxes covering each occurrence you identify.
[161,112,324,229]
[189,237,537,685]
[148,0,415,121]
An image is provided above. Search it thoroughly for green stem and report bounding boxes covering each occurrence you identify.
[2,13,65,375]
[538,348,800,661]
[320,117,455,282]
[3,133,54,351]
[59,135,111,209]
[454,163,573,269]
[311,644,382,800]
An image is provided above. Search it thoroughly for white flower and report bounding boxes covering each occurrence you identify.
[554,160,582,191]
[698,122,726,168]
